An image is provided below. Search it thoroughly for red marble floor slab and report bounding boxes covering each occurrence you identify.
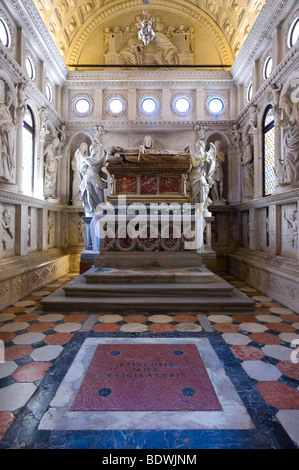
[72,344,221,412]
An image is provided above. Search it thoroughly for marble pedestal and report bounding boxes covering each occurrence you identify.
[41,206,254,313]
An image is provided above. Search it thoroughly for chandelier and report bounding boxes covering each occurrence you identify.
[138,0,155,46]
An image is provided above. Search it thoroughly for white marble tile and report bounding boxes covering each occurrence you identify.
[38,338,254,431]
[175,323,202,332]
[239,323,267,333]
[208,315,233,324]
[148,315,173,323]
[0,322,29,332]
[97,314,123,323]
[0,383,37,411]
[269,307,294,315]
[0,313,15,321]
[14,300,36,307]
[276,410,299,447]
[30,345,63,361]
[241,360,281,381]
[38,314,64,323]
[12,332,45,345]
[261,345,294,361]
[278,332,299,344]
[256,314,282,323]
[0,361,18,379]
[221,333,251,345]
[54,323,81,333]
[119,323,148,333]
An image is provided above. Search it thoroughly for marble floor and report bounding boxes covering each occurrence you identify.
[0,272,298,449]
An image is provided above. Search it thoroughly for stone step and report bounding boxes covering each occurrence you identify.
[41,286,255,312]
[83,266,216,284]
[64,281,233,297]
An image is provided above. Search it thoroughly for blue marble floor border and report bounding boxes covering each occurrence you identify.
[0,330,297,450]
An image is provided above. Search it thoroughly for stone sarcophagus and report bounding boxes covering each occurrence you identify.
[105,136,191,203]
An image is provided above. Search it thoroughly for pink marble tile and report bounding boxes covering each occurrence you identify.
[12,362,52,382]
[0,412,15,440]
[257,382,299,409]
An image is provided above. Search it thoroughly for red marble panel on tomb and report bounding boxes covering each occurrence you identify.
[140,176,157,194]
[117,177,137,193]
[160,177,180,193]
[72,343,221,411]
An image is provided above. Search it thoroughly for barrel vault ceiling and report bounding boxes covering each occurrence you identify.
[32,0,266,69]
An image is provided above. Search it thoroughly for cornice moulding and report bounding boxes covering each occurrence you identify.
[231,0,296,85]
[235,41,299,125]
[233,188,299,210]
[8,0,68,85]
[65,120,235,131]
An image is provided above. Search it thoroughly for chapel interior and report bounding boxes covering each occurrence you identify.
[0,0,299,450]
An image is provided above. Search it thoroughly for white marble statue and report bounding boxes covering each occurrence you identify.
[76,142,107,215]
[120,37,144,65]
[212,140,226,204]
[189,139,216,215]
[241,134,254,199]
[71,143,88,205]
[43,136,62,200]
[153,21,179,65]
[0,88,16,184]
[280,94,299,186]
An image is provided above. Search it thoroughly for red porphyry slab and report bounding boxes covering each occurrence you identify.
[72,344,221,412]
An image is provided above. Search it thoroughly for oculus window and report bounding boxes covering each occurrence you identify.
[74,97,91,115]
[173,96,191,116]
[208,97,224,115]
[141,97,157,114]
[108,98,124,115]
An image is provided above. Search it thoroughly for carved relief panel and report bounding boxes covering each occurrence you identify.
[281,203,298,258]
[1,204,15,259]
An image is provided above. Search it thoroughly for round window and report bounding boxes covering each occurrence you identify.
[263,56,272,80]
[208,97,224,115]
[288,17,299,48]
[25,56,35,80]
[108,98,124,115]
[141,97,157,114]
[75,97,91,115]
[175,96,191,114]
[0,17,10,47]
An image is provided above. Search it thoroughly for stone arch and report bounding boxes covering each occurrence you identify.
[65,0,233,66]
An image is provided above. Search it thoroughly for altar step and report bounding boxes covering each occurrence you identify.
[41,268,255,312]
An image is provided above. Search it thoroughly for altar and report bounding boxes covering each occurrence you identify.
[41,137,255,312]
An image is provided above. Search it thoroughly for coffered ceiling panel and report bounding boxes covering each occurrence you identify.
[32,0,266,69]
